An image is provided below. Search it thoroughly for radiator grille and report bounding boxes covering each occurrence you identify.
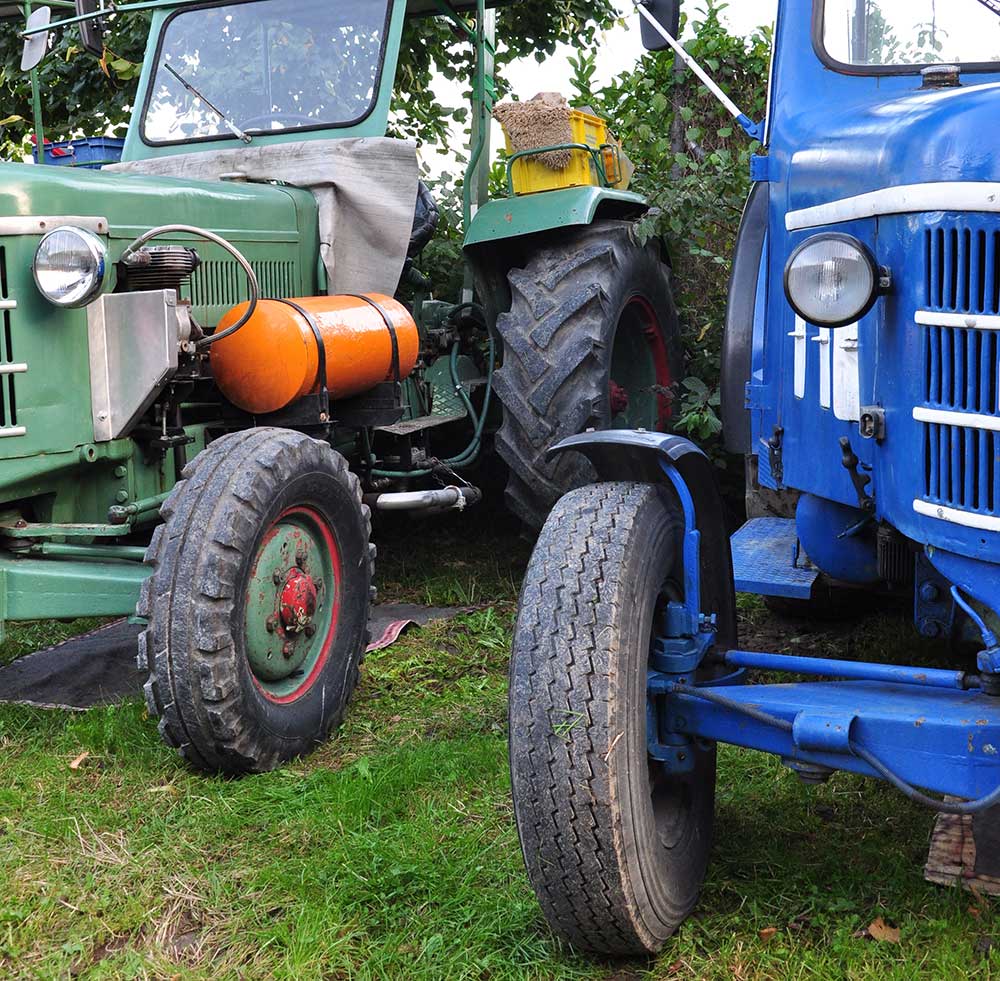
[925,224,1000,314]
[919,218,1000,522]
[923,325,998,412]
[923,423,1000,514]
[189,259,297,309]
[0,247,21,434]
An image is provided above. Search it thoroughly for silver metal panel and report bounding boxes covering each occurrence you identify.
[87,290,181,442]
[0,217,108,236]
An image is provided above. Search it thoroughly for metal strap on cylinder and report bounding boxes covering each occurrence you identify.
[271,298,328,398]
[343,293,401,383]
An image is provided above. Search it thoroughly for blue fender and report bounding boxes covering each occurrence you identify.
[547,430,738,652]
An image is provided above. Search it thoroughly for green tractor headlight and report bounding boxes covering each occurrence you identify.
[33,225,107,308]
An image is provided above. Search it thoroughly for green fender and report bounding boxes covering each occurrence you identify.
[463,186,649,248]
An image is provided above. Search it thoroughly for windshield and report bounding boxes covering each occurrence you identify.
[820,0,1000,70]
[143,0,391,145]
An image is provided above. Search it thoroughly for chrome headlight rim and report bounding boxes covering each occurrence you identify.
[32,225,107,308]
[783,232,880,329]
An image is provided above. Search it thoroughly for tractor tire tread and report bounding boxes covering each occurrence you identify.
[509,481,711,955]
[139,428,372,775]
[493,220,683,528]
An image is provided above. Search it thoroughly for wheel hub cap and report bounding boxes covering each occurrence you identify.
[279,568,318,634]
[245,513,334,686]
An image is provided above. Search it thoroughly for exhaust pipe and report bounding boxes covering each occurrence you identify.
[365,485,482,514]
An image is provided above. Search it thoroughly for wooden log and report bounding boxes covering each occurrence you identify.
[925,804,1000,896]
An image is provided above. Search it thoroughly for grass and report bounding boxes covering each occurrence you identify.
[0,515,998,978]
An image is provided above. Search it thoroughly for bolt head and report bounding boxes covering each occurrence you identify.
[919,581,941,604]
[919,618,941,639]
[282,641,295,658]
[266,615,279,634]
[273,570,283,585]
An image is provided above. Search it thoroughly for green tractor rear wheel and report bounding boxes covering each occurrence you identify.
[137,428,373,775]
[492,220,684,528]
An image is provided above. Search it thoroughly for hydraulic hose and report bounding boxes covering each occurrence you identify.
[369,303,495,479]
[121,224,260,349]
[669,682,1000,815]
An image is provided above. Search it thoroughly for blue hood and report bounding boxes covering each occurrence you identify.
[784,81,1000,213]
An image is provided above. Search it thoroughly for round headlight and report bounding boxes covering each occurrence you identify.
[33,226,107,308]
[784,233,880,328]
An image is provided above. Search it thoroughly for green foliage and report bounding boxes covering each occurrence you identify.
[584,0,772,447]
[0,13,148,159]
[392,1,618,149]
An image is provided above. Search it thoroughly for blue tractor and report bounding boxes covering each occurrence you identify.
[507,0,1000,956]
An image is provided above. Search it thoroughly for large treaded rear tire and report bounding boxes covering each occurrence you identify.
[137,428,373,775]
[509,482,715,955]
[493,220,683,528]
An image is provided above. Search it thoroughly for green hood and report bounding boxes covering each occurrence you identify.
[0,163,311,252]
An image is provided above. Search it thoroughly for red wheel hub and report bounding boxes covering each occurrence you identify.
[279,567,318,634]
[609,380,630,415]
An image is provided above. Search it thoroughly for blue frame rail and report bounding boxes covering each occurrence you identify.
[644,448,1000,813]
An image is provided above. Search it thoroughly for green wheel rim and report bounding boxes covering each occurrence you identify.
[243,504,341,703]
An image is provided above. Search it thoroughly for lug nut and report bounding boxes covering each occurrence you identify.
[266,615,279,634]
[304,623,317,638]
[273,570,283,585]
[282,641,295,658]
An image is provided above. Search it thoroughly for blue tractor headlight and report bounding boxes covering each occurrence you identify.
[33,226,107,308]
[783,233,880,328]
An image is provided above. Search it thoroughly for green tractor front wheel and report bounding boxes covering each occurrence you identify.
[137,428,374,775]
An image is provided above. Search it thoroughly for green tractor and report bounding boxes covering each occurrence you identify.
[4,0,683,773]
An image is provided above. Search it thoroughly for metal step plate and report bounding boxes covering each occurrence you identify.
[730,517,818,599]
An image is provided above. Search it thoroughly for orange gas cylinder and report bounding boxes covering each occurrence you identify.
[209,294,419,415]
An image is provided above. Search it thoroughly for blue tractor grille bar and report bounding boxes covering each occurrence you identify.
[919,219,1000,522]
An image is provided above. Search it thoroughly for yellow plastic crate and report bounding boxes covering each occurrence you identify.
[504,108,622,196]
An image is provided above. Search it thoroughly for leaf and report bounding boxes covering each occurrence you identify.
[855,917,901,943]
[0,115,23,127]
[69,751,89,770]
[758,926,778,942]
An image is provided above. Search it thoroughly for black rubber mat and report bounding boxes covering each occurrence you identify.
[0,603,460,711]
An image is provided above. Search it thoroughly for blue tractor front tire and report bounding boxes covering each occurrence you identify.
[508,481,715,955]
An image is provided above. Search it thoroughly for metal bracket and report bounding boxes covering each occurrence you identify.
[646,466,720,773]
[839,436,874,513]
[767,425,784,485]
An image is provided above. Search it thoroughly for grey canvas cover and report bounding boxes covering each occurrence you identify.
[108,137,419,296]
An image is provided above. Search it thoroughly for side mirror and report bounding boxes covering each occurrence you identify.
[639,0,680,51]
[20,6,50,71]
[74,0,105,57]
